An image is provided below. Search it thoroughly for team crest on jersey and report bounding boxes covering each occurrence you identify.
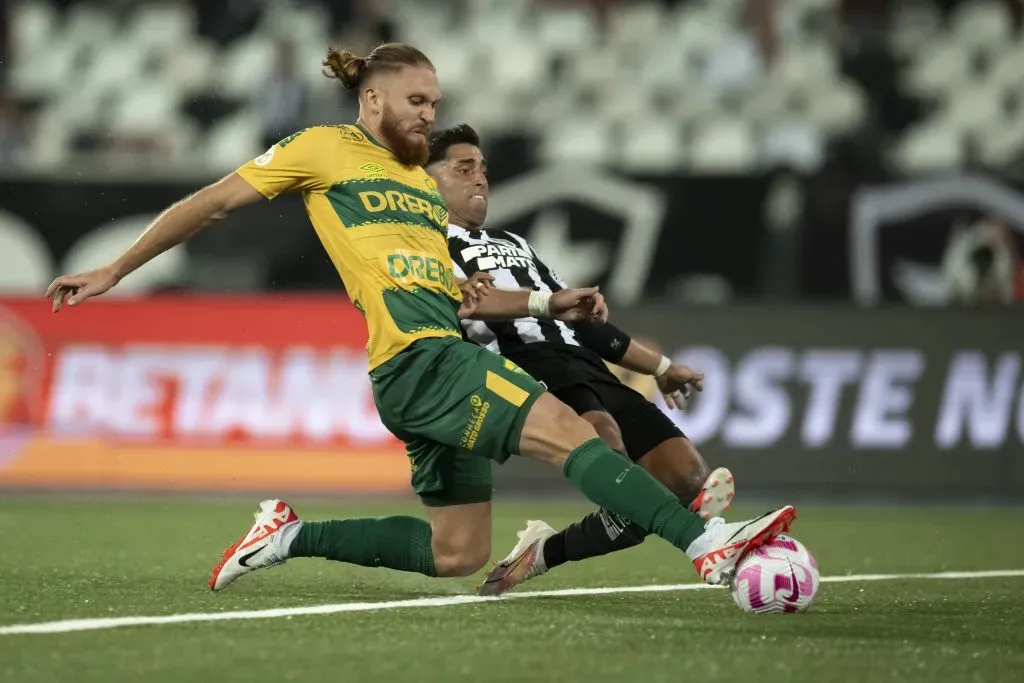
[360,163,388,180]
[253,147,275,167]
[337,126,366,143]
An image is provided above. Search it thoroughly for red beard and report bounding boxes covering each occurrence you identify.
[380,108,429,166]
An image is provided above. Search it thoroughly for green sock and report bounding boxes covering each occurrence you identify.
[289,516,437,577]
[563,438,705,552]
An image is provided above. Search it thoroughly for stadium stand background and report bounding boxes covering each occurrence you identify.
[1,0,1023,176]
[1,0,1022,306]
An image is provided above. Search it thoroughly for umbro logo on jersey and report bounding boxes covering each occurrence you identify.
[361,163,388,180]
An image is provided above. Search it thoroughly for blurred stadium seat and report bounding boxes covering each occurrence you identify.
[2,0,1019,175]
[0,0,1021,308]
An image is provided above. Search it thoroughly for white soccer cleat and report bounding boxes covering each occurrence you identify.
[688,506,797,586]
[478,519,556,597]
[689,466,736,520]
[209,499,300,592]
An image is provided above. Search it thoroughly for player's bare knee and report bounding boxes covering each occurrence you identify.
[519,394,599,468]
[427,503,492,577]
[433,545,491,577]
[580,410,624,453]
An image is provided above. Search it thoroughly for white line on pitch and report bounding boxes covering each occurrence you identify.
[2,569,1022,636]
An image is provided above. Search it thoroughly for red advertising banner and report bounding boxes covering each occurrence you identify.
[0,296,410,492]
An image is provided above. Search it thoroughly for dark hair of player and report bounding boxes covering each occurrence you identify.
[427,124,481,166]
[322,43,434,91]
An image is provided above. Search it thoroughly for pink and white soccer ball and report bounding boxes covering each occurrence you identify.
[729,535,819,614]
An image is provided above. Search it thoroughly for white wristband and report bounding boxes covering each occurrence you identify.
[654,355,672,378]
[528,290,552,317]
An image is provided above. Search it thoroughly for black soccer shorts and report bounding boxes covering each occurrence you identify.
[505,345,685,461]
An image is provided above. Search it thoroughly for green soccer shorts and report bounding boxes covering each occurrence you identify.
[369,336,545,507]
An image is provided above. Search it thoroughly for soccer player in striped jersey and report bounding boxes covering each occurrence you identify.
[429,124,740,595]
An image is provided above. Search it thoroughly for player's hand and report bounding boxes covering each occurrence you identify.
[589,292,608,322]
[550,287,610,323]
[460,272,495,305]
[456,272,495,319]
[46,266,120,313]
[657,363,704,410]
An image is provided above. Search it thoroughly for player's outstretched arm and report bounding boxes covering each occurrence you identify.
[462,287,608,323]
[615,334,704,410]
[46,173,263,312]
[574,322,704,409]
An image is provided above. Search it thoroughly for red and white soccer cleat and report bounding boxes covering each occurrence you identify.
[209,499,300,592]
[689,466,736,520]
[477,519,556,597]
[688,506,797,586]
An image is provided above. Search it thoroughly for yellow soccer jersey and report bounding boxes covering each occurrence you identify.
[236,124,462,369]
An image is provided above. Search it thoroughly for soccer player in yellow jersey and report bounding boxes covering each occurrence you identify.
[46,43,796,590]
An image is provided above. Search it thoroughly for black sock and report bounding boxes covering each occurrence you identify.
[542,508,649,570]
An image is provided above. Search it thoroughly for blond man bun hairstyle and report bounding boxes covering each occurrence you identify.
[323,43,433,91]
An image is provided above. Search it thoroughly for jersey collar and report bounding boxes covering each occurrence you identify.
[448,222,484,236]
[355,121,387,151]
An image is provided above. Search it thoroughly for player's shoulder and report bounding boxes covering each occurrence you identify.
[277,124,368,148]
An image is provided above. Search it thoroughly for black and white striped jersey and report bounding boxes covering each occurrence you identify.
[448,224,583,356]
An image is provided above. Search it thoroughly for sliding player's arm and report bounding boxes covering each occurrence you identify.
[530,238,703,406]
[47,128,332,312]
[575,322,703,410]
[460,284,608,323]
[525,237,700,407]
[448,243,608,322]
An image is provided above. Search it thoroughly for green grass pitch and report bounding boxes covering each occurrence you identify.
[1,497,1022,683]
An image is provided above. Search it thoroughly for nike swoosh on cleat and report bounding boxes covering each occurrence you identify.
[483,547,533,586]
[725,510,778,543]
[238,547,263,569]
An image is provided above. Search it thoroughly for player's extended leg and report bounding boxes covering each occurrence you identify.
[210,439,495,590]
[284,464,495,577]
[514,393,793,585]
